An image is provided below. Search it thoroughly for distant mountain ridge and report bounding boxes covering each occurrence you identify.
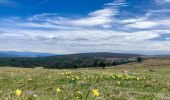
[0,51,143,58]
[0,51,57,57]
[65,52,143,58]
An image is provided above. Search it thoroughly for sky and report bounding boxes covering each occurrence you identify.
[0,0,170,55]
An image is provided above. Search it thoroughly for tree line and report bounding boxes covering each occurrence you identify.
[92,57,143,69]
[0,56,143,69]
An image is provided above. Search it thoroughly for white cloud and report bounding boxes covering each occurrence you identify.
[28,13,59,21]
[123,18,170,29]
[104,2,127,6]
[121,9,170,29]
[126,21,158,29]
[26,8,117,28]
[121,18,145,24]
[68,8,116,27]
[1,27,169,54]
[17,22,82,30]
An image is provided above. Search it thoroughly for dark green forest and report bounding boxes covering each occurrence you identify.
[0,53,143,69]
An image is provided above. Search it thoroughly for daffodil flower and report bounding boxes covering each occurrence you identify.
[15,89,22,96]
[56,87,61,93]
[92,89,100,97]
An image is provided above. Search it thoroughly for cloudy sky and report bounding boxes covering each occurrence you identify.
[0,0,170,54]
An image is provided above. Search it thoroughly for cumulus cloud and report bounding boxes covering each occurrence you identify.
[1,26,169,54]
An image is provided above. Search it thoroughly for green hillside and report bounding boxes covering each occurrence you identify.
[0,58,170,100]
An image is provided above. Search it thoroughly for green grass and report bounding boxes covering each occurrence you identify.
[0,59,170,100]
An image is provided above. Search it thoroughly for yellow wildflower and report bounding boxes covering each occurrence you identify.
[15,89,22,96]
[92,89,100,97]
[56,87,61,93]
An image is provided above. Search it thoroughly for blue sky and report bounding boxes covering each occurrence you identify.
[0,0,170,54]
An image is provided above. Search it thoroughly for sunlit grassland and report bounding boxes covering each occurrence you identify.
[0,59,170,100]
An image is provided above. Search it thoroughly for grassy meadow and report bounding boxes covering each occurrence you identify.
[0,58,170,100]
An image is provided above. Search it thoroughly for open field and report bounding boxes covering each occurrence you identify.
[0,58,170,100]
